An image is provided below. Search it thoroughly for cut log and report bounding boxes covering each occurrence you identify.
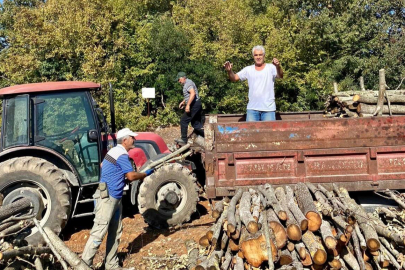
[328,258,342,270]
[275,187,301,241]
[287,241,295,252]
[239,229,278,268]
[0,220,34,238]
[279,249,293,266]
[374,69,387,116]
[0,246,52,261]
[259,184,287,221]
[306,182,333,216]
[290,250,304,270]
[359,103,405,115]
[206,224,215,242]
[295,243,307,260]
[377,207,397,219]
[229,238,239,252]
[221,246,232,270]
[0,198,32,221]
[294,183,322,232]
[34,257,44,270]
[285,186,308,231]
[199,235,210,247]
[378,237,400,257]
[207,250,223,270]
[357,94,405,104]
[339,187,380,251]
[301,230,327,265]
[221,232,229,250]
[260,194,274,270]
[212,197,229,219]
[379,242,401,270]
[212,207,228,247]
[367,213,405,246]
[231,210,242,240]
[239,191,258,234]
[342,246,360,270]
[234,256,244,270]
[266,208,287,249]
[249,188,260,222]
[352,228,367,270]
[43,227,91,270]
[354,223,367,251]
[227,189,243,234]
[319,219,337,250]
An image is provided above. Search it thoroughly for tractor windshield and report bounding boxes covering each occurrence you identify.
[34,91,100,184]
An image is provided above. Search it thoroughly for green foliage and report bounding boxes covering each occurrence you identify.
[0,0,404,131]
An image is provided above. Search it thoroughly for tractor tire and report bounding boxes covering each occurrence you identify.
[0,157,71,245]
[138,163,198,228]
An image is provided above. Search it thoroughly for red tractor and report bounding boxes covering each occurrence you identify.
[0,81,200,244]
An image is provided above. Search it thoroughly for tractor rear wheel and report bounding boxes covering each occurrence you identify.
[0,157,71,245]
[138,163,198,228]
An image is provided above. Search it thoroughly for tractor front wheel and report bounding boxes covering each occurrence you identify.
[137,163,198,228]
[0,157,71,245]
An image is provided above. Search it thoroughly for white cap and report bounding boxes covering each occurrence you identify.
[116,128,138,140]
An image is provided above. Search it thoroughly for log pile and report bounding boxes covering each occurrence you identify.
[196,183,405,270]
[0,196,91,270]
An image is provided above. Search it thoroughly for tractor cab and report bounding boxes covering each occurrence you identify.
[0,82,106,185]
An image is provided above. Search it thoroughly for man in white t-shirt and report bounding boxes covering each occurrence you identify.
[224,45,283,121]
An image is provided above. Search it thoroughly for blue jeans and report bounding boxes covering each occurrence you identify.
[246,110,276,122]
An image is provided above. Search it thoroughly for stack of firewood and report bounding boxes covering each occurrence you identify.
[195,183,405,270]
[324,91,405,118]
[0,196,91,270]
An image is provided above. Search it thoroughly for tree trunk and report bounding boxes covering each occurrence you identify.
[266,208,287,249]
[221,232,228,251]
[301,231,327,265]
[354,223,367,251]
[234,256,244,270]
[379,242,401,270]
[0,220,34,238]
[207,250,223,270]
[306,182,333,216]
[357,94,405,104]
[379,237,400,257]
[373,69,387,116]
[212,198,228,219]
[221,246,232,270]
[352,228,367,270]
[227,189,243,234]
[260,198,275,270]
[285,186,308,231]
[360,103,405,115]
[0,198,32,221]
[259,184,287,221]
[185,239,199,270]
[294,183,321,232]
[239,191,258,234]
[367,213,405,246]
[249,189,260,222]
[230,210,242,240]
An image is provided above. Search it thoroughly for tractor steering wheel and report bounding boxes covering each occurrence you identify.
[59,125,80,143]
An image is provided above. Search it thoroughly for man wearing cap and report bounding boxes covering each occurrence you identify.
[175,72,204,145]
[82,128,154,270]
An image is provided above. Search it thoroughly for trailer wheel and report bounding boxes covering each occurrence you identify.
[137,163,198,228]
[0,157,71,245]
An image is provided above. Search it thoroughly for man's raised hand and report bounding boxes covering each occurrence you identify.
[223,61,233,72]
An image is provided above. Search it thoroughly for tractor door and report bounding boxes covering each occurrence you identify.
[33,91,101,184]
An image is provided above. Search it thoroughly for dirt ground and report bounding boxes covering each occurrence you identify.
[62,126,215,270]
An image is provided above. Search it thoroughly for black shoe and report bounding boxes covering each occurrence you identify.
[175,138,187,146]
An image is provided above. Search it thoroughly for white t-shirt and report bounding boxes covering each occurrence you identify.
[237,63,278,111]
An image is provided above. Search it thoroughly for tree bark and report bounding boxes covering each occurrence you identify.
[249,189,260,222]
[383,189,405,209]
[301,230,327,265]
[212,198,228,219]
[379,237,400,258]
[221,246,232,270]
[259,184,287,221]
[357,94,405,104]
[294,183,321,232]
[0,220,33,238]
[220,232,228,251]
[352,228,367,270]
[230,210,241,240]
[379,242,401,270]
[185,239,199,270]
[260,198,275,270]
[373,69,387,116]
[354,223,367,251]
[367,213,405,246]
[239,191,258,234]
[34,257,44,270]
[0,198,32,221]
[285,186,308,231]
[234,256,244,270]
[207,250,223,270]
[227,189,243,234]
[266,208,287,249]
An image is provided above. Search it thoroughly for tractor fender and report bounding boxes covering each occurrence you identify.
[0,146,80,186]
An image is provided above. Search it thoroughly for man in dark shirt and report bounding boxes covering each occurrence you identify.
[175,72,204,145]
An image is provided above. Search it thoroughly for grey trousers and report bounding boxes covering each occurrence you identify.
[82,194,122,270]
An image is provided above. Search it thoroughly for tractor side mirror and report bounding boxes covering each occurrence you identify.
[87,129,98,142]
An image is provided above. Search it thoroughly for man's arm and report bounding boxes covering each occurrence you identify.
[185,88,196,113]
[223,61,240,82]
[272,58,284,79]
[125,171,147,181]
